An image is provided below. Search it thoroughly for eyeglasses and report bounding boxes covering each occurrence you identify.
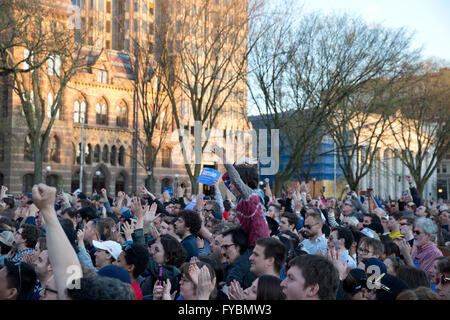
[435,273,450,285]
[357,248,372,255]
[304,223,318,229]
[413,230,422,235]
[221,244,236,250]
[399,221,411,226]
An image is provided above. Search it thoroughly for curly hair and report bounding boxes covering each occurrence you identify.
[123,244,150,279]
[179,210,202,235]
[20,224,41,248]
[160,234,186,267]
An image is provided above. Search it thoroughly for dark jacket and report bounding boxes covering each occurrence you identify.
[132,227,181,299]
[224,248,256,289]
[138,257,181,299]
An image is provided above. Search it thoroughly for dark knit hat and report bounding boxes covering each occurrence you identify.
[97,265,131,284]
[375,274,409,300]
[361,258,387,275]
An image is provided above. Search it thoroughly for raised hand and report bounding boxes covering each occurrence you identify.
[327,246,351,280]
[188,258,201,287]
[76,228,86,249]
[163,190,171,203]
[176,186,184,198]
[197,265,213,300]
[227,280,244,300]
[130,197,143,219]
[101,188,108,201]
[196,236,204,249]
[32,184,56,212]
[210,144,227,163]
[122,221,134,242]
[144,203,160,224]
[153,281,164,300]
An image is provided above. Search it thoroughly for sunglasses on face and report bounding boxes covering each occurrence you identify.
[304,223,318,229]
[204,209,214,213]
[413,230,422,235]
[435,273,450,285]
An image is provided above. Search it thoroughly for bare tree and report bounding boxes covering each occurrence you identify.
[125,20,172,194]
[8,1,85,184]
[249,10,420,194]
[156,0,266,194]
[385,63,450,197]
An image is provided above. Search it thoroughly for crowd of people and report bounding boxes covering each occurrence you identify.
[0,144,449,301]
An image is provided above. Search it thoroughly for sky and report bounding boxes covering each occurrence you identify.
[247,0,450,115]
[300,0,450,62]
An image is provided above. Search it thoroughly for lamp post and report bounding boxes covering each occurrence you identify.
[312,176,316,199]
[45,166,51,185]
[95,170,101,194]
[147,169,152,191]
[174,173,179,190]
[79,114,85,193]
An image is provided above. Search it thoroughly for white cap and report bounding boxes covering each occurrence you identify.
[92,240,122,260]
[0,230,14,247]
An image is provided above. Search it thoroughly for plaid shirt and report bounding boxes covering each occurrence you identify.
[10,248,35,263]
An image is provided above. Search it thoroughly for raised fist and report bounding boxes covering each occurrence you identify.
[32,184,56,212]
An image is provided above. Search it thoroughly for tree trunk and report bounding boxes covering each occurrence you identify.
[33,141,43,185]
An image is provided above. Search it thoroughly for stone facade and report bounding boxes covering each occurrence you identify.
[0,0,251,196]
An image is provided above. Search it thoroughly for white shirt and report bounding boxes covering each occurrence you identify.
[301,234,327,255]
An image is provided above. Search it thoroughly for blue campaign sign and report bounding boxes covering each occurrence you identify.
[163,187,173,196]
[196,168,221,186]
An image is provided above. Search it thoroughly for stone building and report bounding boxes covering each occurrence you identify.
[0,0,251,196]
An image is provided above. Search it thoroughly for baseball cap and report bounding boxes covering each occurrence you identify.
[361,227,379,240]
[92,240,122,260]
[119,207,132,220]
[97,265,131,284]
[0,230,14,247]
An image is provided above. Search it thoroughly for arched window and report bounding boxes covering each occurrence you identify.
[71,171,80,192]
[96,100,108,125]
[72,143,76,165]
[115,172,125,195]
[161,178,171,193]
[46,174,59,188]
[74,100,87,123]
[23,174,34,194]
[110,146,117,166]
[102,145,109,163]
[116,104,128,127]
[161,147,171,168]
[49,136,59,162]
[24,135,33,161]
[97,65,108,84]
[86,144,92,164]
[47,93,53,118]
[76,143,81,164]
[118,146,125,166]
[94,144,100,163]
